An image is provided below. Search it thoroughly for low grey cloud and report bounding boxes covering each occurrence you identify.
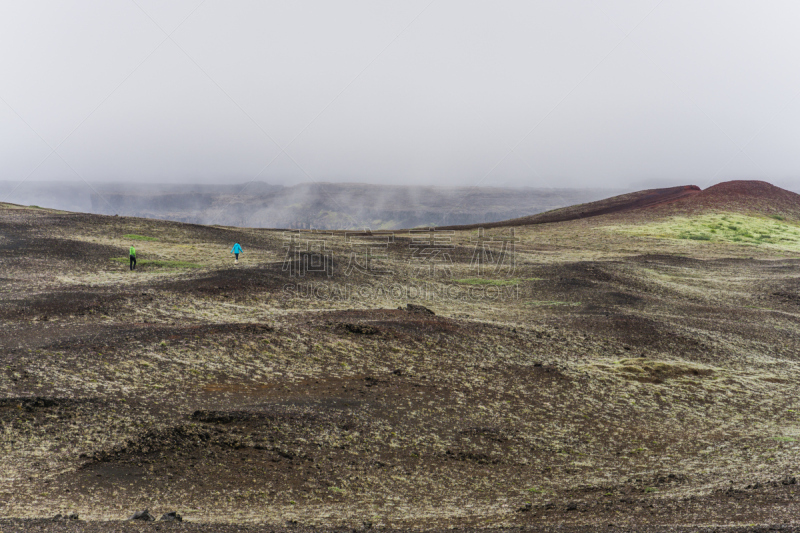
[1,1,799,191]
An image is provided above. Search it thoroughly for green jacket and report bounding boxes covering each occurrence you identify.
[129,246,136,257]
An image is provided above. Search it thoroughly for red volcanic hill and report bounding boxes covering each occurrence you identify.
[649,180,800,220]
[441,180,800,230]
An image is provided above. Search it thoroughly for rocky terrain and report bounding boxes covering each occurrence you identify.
[3,180,800,531]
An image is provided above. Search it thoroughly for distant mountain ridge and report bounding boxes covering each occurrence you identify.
[8,179,797,231]
[86,182,619,230]
[0,180,622,230]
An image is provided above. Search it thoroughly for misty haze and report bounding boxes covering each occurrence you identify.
[0,180,623,229]
[5,2,800,532]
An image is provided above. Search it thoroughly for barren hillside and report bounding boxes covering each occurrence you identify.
[3,183,800,531]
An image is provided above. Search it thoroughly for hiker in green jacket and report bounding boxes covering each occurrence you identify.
[129,245,137,271]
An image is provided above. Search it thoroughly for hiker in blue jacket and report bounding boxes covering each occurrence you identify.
[231,242,243,264]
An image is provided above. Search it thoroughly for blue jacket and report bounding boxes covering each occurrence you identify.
[231,243,242,254]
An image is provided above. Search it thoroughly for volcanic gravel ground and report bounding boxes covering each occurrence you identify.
[4,197,800,530]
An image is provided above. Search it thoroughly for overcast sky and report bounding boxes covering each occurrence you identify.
[2,1,800,190]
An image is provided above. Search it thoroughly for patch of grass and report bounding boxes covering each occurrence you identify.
[111,258,203,268]
[586,357,714,383]
[680,233,712,241]
[526,300,581,307]
[618,213,800,251]
[772,436,797,442]
[454,278,522,286]
[123,234,158,241]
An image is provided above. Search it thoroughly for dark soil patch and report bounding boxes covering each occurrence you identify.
[566,313,672,349]
[158,267,288,295]
[337,322,380,335]
[0,223,124,264]
[0,290,127,319]
[0,396,97,416]
[0,397,101,430]
[1,322,275,358]
[316,309,464,339]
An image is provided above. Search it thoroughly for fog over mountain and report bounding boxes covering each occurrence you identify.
[2,1,800,194]
[0,180,622,229]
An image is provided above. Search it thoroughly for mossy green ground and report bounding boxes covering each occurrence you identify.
[455,278,523,286]
[615,213,800,251]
